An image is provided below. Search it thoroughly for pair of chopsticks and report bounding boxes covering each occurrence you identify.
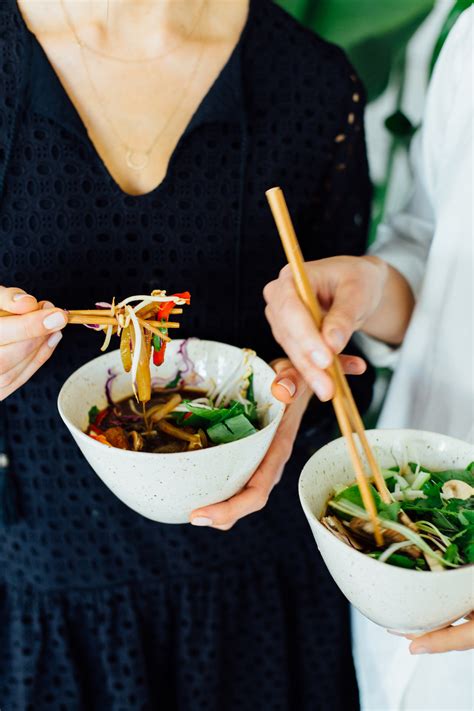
[266,187,391,545]
[0,308,181,329]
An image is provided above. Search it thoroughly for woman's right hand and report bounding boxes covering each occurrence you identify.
[0,286,67,400]
[263,255,393,401]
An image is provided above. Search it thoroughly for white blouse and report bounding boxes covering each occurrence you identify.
[353,8,473,710]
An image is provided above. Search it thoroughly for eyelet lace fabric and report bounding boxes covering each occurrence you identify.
[0,1,372,709]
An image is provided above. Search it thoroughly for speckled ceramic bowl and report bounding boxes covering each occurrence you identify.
[58,339,284,524]
[299,429,474,633]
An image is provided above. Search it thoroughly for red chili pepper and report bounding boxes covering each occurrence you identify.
[94,407,109,428]
[183,412,193,421]
[157,301,175,321]
[153,341,167,366]
[88,424,103,435]
[153,292,190,366]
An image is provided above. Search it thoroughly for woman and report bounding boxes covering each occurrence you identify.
[264,8,473,710]
[0,1,373,708]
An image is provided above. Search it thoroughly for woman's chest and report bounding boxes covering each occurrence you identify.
[2,116,241,300]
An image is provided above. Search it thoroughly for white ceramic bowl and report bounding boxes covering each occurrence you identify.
[299,429,474,633]
[58,339,284,524]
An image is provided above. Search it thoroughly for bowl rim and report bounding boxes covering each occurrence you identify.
[57,339,285,459]
[299,427,474,579]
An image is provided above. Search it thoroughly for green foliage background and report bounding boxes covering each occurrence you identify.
[275,0,435,102]
[274,0,472,425]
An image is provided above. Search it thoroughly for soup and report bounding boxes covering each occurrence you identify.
[321,462,474,572]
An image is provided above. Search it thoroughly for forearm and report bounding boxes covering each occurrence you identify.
[361,257,415,346]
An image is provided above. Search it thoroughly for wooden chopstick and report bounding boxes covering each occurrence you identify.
[66,315,180,328]
[266,186,385,545]
[0,309,180,329]
[67,308,183,316]
[0,308,182,318]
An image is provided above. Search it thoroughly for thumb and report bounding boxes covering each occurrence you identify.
[271,359,307,404]
[0,286,39,315]
[321,281,366,354]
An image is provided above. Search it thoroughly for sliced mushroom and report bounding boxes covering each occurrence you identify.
[347,518,421,558]
[321,516,365,550]
[441,480,474,500]
[129,431,145,452]
[198,429,208,449]
[158,420,202,449]
[104,426,130,450]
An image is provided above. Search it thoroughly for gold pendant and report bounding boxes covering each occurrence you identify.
[126,150,149,171]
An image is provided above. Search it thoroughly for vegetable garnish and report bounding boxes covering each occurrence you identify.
[79,291,191,403]
[322,462,474,571]
[85,341,266,453]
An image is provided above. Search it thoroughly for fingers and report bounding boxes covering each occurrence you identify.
[0,286,38,314]
[0,301,67,345]
[0,336,47,382]
[321,280,369,353]
[264,275,333,366]
[191,484,270,530]
[264,258,377,400]
[271,359,308,404]
[265,310,334,402]
[0,333,62,400]
[408,619,474,655]
[190,428,291,529]
[339,354,367,376]
[264,271,339,402]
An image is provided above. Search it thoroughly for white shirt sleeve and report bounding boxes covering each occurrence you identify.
[355,132,435,368]
[356,8,471,368]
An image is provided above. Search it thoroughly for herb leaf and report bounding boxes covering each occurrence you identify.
[88,406,100,424]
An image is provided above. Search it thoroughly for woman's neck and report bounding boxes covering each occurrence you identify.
[100,0,207,37]
[19,0,249,59]
[65,0,209,57]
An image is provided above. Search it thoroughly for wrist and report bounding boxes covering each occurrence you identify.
[359,256,390,334]
[359,258,414,345]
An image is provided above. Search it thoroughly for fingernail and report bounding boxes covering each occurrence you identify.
[13,292,34,302]
[276,378,296,397]
[312,379,331,401]
[191,517,213,527]
[47,331,63,348]
[345,359,359,374]
[43,311,67,330]
[410,647,428,655]
[42,301,55,310]
[328,328,345,352]
[311,348,331,368]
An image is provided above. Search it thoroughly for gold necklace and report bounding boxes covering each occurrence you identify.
[62,0,207,64]
[60,0,207,171]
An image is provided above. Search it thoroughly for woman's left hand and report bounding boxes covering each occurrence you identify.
[403,613,474,655]
[189,358,311,530]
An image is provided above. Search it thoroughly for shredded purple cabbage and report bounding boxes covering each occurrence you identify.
[96,301,112,309]
[178,338,202,383]
[105,368,118,406]
[84,323,103,331]
[150,339,200,388]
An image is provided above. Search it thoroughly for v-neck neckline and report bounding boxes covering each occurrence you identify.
[16,0,252,198]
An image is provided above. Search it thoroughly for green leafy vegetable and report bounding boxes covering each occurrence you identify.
[431,469,474,486]
[327,464,474,572]
[246,372,256,405]
[165,373,182,389]
[443,544,461,565]
[88,406,100,424]
[207,414,257,445]
[370,552,417,569]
